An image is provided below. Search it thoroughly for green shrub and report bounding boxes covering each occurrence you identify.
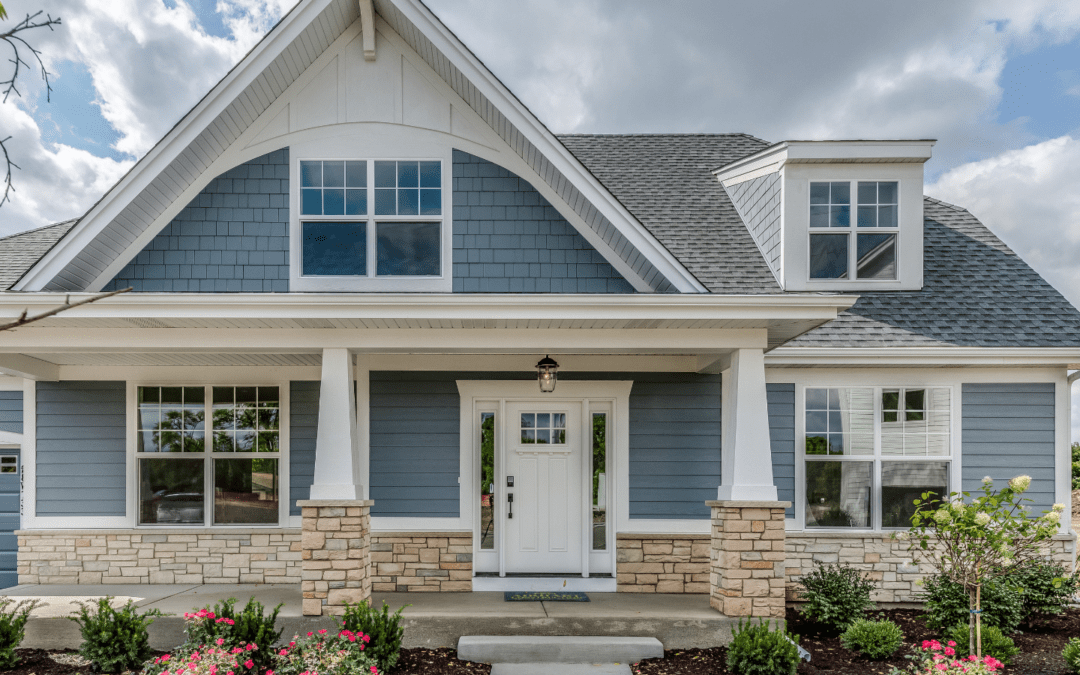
[921,574,1023,634]
[342,600,406,672]
[1013,560,1080,625]
[1071,442,1079,489]
[726,619,801,675]
[797,562,875,632]
[183,597,283,671]
[839,618,904,660]
[1062,637,1080,674]
[945,623,1021,666]
[0,598,40,669]
[71,597,163,673]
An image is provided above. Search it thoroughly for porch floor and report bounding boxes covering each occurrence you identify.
[1,584,736,650]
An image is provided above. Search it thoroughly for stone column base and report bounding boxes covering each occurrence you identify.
[298,500,373,616]
[707,500,789,619]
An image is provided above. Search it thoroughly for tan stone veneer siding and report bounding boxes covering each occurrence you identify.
[615,533,711,593]
[370,531,472,592]
[298,500,371,616]
[784,531,1077,604]
[16,529,302,584]
[708,500,790,618]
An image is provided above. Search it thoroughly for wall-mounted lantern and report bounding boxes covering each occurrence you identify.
[536,355,559,393]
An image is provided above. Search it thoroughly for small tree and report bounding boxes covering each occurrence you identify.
[902,475,1064,658]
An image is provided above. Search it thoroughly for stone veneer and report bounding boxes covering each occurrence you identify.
[16,529,302,584]
[615,533,711,593]
[785,532,1077,604]
[299,500,372,616]
[708,500,789,618]
[370,532,473,592]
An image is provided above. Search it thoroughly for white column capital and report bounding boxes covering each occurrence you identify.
[718,348,777,502]
[309,348,362,501]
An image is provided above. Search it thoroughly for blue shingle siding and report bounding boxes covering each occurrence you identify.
[289,381,319,516]
[767,384,795,518]
[104,149,290,292]
[0,391,22,435]
[961,383,1056,514]
[628,373,721,520]
[452,150,635,293]
[36,381,126,517]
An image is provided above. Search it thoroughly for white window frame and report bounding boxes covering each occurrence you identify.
[796,383,957,532]
[131,383,289,528]
[807,179,900,283]
[291,155,452,293]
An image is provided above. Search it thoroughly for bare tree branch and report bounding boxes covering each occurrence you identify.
[0,287,132,332]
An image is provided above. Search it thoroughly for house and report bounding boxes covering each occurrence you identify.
[0,0,1077,621]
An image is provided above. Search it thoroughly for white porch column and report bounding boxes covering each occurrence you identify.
[717,348,777,501]
[309,348,362,500]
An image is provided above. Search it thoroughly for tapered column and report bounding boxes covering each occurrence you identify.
[310,348,362,500]
[718,348,777,501]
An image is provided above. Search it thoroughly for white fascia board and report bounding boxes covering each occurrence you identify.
[714,143,788,185]
[12,0,336,292]
[767,347,1080,369]
[714,140,936,182]
[394,0,706,293]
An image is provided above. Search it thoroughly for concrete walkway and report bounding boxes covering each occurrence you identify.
[1,585,734,650]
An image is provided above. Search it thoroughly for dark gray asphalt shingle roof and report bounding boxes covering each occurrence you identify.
[0,220,77,290]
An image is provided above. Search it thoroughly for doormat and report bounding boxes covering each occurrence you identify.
[504,591,590,602]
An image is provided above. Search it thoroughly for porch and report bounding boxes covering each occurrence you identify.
[2,584,736,650]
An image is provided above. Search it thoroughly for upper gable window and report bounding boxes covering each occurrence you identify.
[809,180,898,281]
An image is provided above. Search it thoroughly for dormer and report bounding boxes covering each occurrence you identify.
[714,140,935,292]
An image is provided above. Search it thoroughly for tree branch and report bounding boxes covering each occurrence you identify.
[0,287,132,332]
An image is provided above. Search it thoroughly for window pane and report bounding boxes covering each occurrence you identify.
[301,189,322,216]
[162,387,183,405]
[878,204,898,228]
[810,234,848,279]
[374,161,396,188]
[810,182,830,204]
[345,160,367,188]
[420,189,441,216]
[302,222,366,276]
[323,189,345,216]
[214,458,278,524]
[345,189,367,216]
[300,161,321,188]
[878,181,898,204]
[809,205,830,228]
[882,461,947,528]
[857,182,877,204]
[883,387,951,457]
[856,233,896,280]
[374,188,396,215]
[592,412,607,551]
[479,412,495,550]
[830,205,850,228]
[377,222,440,276]
[420,161,441,187]
[398,188,419,216]
[857,205,877,228]
[830,182,850,204]
[805,461,871,528]
[140,458,204,525]
[322,161,345,188]
[397,161,419,188]
[804,387,873,456]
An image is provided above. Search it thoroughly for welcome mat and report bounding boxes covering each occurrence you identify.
[504,591,590,602]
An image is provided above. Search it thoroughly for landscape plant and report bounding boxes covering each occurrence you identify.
[182,597,283,672]
[725,618,801,675]
[147,641,262,675]
[0,598,39,669]
[70,597,163,673]
[894,639,1005,675]
[839,617,904,660]
[1012,559,1080,626]
[1072,442,1079,489]
[342,600,406,672]
[796,561,875,632]
[1062,637,1080,674]
[944,624,1020,666]
[903,474,1065,657]
[274,627,379,675]
[920,574,1023,634]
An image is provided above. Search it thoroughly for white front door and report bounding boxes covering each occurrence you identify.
[503,401,583,574]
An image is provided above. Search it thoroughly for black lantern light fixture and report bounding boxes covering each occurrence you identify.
[536,355,559,393]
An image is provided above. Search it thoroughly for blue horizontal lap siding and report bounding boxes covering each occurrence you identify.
[36,382,126,517]
[104,149,290,292]
[961,383,1056,514]
[0,392,22,434]
[628,374,720,520]
[289,382,319,516]
[452,150,635,293]
[767,384,795,518]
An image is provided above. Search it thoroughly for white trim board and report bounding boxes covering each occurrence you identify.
[472,576,617,593]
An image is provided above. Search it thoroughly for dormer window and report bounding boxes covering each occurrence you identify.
[809,180,898,281]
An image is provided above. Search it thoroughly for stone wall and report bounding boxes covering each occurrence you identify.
[615,534,710,593]
[785,532,1077,604]
[16,529,302,584]
[708,500,789,618]
[370,532,472,592]
[299,500,372,616]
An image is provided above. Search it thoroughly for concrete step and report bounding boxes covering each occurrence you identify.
[491,664,631,675]
[458,635,664,664]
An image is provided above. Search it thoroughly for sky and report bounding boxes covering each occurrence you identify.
[0,0,1078,439]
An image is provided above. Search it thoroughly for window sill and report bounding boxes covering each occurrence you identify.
[16,526,301,535]
[290,276,452,293]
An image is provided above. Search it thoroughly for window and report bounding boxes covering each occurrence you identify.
[809,181,898,281]
[137,386,281,526]
[591,412,607,551]
[300,159,443,278]
[520,412,566,444]
[479,412,495,550]
[803,386,951,530]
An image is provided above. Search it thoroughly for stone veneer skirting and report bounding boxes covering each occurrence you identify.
[615,533,711,593]
[16,529,302,584]
[370,532,473,592]
[708,501,789,618]
[299,500,372,616]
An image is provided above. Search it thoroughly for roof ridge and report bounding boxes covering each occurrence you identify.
[0,219,78,243]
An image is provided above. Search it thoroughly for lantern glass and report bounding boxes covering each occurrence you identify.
[536,356,559,393]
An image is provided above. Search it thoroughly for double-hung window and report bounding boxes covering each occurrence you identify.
[803,386,951,530]
[300,159,443,280]
[809,180,898,281]
[136,386,281,526]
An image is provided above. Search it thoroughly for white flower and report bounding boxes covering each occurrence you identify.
[934,509,952,525]
[1044,511,1061,524]
[1052,503,1066,512]
[982,476,994,485]
[974,512,991,526]
[1009,475,1032,493]
[951,499,965,512]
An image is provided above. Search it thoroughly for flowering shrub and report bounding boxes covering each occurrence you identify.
[943,624,1019,666]
[342,600,406,672]
[148,642,264,675]
[273,628,379,675]
[900,639,1005,675]
[183,598,283,672]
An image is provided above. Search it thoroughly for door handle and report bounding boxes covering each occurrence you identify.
[507,492,514,519]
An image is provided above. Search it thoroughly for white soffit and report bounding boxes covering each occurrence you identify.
[17,0,703,294]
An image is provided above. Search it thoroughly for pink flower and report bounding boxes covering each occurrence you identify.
[244,660,254,669]
[319,629,328,634]
[267,671,274,675]
[948,641,956,647]
[935,666,946,672]
[349,636,356,642]
[307,632,314,637]
[217,638,226,646]
[289,642,296,648]
[370,668,378,674]
[208,612,216,618]
[922,640,932,649]
[278,650,288,656]
[944,648,955,656]
[363,635,370,643]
